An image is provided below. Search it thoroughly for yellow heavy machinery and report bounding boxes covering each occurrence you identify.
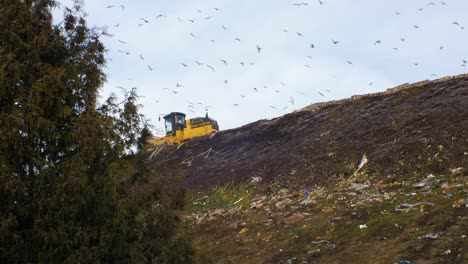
[152,112,219,145]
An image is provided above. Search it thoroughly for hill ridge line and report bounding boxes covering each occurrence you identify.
[300,73,468,112]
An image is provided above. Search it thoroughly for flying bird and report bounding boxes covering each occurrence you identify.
[256,45,262,53]
[296,32,303,37]
[413,25,420,29]
[331,39,340,44]
[220,59,227,66]
[147,65,153,71]
[190,32,197,37]
[374,40,382,45]
[181,63,188,67]
[105,5,114,9]
[206,65,215,72]
[310,43,315,48]
[140,18,150,23]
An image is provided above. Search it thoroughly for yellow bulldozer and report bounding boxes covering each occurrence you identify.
[152,112,219,145]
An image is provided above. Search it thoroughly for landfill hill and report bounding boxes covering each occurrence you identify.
[149,74,468,263]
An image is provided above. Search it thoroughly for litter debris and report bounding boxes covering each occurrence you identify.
[412,174,436,188]
[354,154,368,175]
[251,176,263,183]
[422,233,439,240]
[359,224,367,230]
[238,228,248,235]
[398,260,411,264]
[395,202,435,211]
[147,145,165,160]
[311,240,336,248]
[233,198,244,205]
[350,182,369,191]
[283,212,305,224]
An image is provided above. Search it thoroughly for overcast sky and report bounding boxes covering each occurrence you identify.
[54,0,468,134]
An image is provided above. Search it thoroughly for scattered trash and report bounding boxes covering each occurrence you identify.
[422,233,439,240]
[398,260,411,264]
[275,198,294,210]
[359,224,367,230]
[251,176,263,183]
[395,202,435,211]
[239,228,248,235]
[147,145,165,160]
[354,154,368,175]
[176,142,185,149]
[307,249,321,255]
[233,198,244,205]
[283,212,305,224]
[350,182,369,191]
[304,189,312,199]
[444,249,451,255]
[311,240,335,248]
[412,174,436,188]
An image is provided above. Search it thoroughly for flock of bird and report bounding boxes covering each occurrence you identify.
[91,0,467,130]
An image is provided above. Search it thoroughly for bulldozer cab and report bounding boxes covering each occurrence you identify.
[163,112,186,136]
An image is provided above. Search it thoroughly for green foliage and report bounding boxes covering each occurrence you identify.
[0,1,193,262]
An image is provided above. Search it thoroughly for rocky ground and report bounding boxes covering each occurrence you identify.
[149,74,468,263]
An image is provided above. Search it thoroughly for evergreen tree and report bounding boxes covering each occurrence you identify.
[0,0,193,262]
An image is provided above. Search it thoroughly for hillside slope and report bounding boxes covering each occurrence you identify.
[149,74,468,263]
[151,74,468,191]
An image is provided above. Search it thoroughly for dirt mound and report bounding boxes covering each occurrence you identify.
[150,74,468,191]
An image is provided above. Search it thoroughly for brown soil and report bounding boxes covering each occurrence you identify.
[149,74,468,191]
